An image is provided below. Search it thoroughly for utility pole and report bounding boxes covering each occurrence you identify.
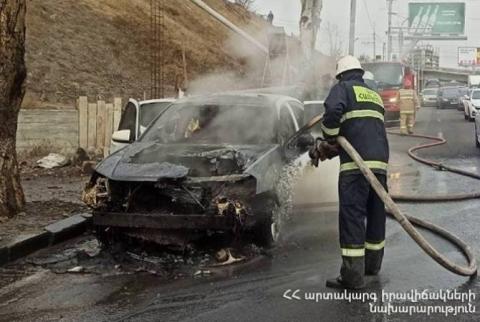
[373,26,376,60]
[348,0,357,55]
[387,0,394,61]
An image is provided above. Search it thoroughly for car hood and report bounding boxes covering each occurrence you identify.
[95,141,280,182]
[471,99,480,106]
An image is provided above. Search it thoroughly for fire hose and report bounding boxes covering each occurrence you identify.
[388,131,480,202]
[289,115,477,277]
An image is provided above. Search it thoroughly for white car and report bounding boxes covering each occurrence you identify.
[110,98,175,154]
[475,112,480,148]
[420,88,438,107]
[464,89,480,121]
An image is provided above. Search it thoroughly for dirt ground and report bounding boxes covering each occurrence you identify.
[0,160,89,246]
[23,0,269,107]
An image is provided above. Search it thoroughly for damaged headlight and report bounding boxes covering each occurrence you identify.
[82,174,109,209]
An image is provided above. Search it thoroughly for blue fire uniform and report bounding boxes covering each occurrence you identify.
[322,69,389,287]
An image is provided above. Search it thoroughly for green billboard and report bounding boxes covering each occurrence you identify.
[409,2,465,34]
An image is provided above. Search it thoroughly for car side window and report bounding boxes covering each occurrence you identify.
[277,105,296,146]
[118,102,137,141]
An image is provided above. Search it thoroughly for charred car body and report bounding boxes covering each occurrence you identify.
[83,94,312,247]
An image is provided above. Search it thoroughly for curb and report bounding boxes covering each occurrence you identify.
[0,213,92,266]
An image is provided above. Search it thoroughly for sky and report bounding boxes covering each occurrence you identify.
[250,0,480,68]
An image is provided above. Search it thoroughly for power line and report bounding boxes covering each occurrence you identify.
[362,0,375,31]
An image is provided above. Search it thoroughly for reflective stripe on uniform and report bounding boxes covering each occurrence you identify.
[340,110,384,123]
[340,160,388,172]
[365,240,385,250]
[399,89,414,99]
[341,248,365,257]
[353,86,384,108]
[321,122,340,136]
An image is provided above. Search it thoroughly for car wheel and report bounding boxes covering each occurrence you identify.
[253,199,282,247]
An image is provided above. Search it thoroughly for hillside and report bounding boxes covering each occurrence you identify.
[24,0,270,107]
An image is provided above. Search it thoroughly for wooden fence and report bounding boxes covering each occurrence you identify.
[16,97,123,155]
[77,97,122,155]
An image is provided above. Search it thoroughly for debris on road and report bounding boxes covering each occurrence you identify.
[193,269,211,278]
[77,238,101,257]
[36,153,69,169]
[214,248,245,266]
[67,266,84,273]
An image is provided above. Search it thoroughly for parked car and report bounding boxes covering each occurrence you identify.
[110,98,175,154]
[464,89,480,121]
[475,112,480,148]
[420,88,438,107]
[83,93,313,247]
[437,87,461,109]
[425,78,441,88]
[457,87,469,111]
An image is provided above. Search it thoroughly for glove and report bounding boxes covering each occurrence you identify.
[309,139,339,167]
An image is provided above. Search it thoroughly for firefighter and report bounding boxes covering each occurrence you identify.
[399,82,419,135]
[309,55,389,290]
[267,11,274,24]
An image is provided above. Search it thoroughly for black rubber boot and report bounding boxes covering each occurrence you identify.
[326,256,365,289]
[365,249,384,276]
[326,276,365,290]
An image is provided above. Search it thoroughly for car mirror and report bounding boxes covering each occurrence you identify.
[112,129,132,143]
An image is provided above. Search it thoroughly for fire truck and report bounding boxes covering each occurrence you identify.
[363,62,415,121]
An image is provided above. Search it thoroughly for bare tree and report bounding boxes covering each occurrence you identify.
[325,22,344,59]
[0,0,27,218]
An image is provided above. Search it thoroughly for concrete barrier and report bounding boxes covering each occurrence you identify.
[16,109,79,153]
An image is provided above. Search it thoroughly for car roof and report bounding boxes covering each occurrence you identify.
[172,93,300,108]
[140,98,176,105]
[440,86,461,90]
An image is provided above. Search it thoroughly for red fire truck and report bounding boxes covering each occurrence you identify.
[363,62,415,121]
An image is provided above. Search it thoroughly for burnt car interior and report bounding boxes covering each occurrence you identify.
[142,103,277,145]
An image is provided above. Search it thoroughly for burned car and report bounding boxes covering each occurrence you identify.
[83,93,312,247]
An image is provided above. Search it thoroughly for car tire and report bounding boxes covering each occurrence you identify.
[253,199,282,248]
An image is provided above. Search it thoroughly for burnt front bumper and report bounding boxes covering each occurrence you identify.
[93,211,236,230]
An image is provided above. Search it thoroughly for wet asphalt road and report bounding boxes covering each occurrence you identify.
[1,106,480,322]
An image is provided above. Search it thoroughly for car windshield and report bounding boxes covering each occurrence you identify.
[440,88,459,97]
[363,63,403,88]
[423,89,437,95]
[141,102,276,145]
[472,91,480,99]
[139,102,174,128]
